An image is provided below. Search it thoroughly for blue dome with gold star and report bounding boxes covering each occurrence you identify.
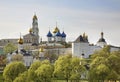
[47,31,52,37]
[61,31,66,37]
[55,31,61,36]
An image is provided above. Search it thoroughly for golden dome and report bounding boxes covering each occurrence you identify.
[83,32,86,38]
[33,14,37,20]
[29,28,32,33]
[53,27,59,33]
[18,37,23,44]
[39,47,44,52]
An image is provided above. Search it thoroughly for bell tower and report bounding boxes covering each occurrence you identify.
[32,14,39,45]
[32,14,39,36]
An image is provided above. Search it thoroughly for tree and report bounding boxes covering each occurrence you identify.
[70,57,86,81]
[3,62,26,82]
[27,61,41,82]
[13,71,28,82]
[54,55,72,82]
[11,54,23,62]
[3,43,17,54]
[89,46,120,82]
[35,62,53,82]
[54,55,86,82]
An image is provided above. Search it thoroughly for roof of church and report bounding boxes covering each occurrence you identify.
[47,31,52,37]
[24,33,35,37]
[33,14,37,20]
[97,32,106,43]
[18,37,23,44]
[55,31,61,36]
[61,31,66,37]
[74,35,84,42]
[74,34,88,43]
[98,38,106,42]
[53,27,59,33]
[20,49,32,56]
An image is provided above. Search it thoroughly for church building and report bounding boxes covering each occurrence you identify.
[72,32,120,58]
[23,14,39,46]
[47,26,66,43]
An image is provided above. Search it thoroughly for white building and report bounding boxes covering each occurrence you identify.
[72,32,120,58]
[7,36,33,67]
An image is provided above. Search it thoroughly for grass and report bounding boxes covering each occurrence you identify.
[0,73,4,82]
[52,80,88,82]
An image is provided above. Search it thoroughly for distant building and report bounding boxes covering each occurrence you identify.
[72,32,120,58]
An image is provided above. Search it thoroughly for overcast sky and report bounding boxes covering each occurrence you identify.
[0,0,120,46]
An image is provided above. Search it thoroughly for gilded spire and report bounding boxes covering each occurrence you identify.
[18,33,23,44]
[39,47,44,52]
[29,28,32,33]
[33,13,37,20]
[53,22,59,33]
[83,32,86,38]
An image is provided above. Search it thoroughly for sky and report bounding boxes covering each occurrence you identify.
[0,0,120,46]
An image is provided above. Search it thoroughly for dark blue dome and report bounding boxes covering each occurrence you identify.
[55,31,61,36]
[47,31,52,37]
[61,31,66,37]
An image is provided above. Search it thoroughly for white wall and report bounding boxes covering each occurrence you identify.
[23,56,33,67]
[72,42,90,58]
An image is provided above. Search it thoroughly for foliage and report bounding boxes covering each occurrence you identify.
[3,43,17,54]
[0,56,6,65]
[54,55,86,82]
[27,60,41,81]
[35,62,53,82]
[89,46,120,82]
[13,71,29,82]
[11,54,23,62]
[3,62,26,82]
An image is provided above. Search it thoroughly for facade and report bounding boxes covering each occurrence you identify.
[72,32,120,58]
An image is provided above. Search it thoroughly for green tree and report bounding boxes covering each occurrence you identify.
[54,55,72,82]
[27,61,41,82]
[3,43,17,54]
[3,62,26,82]
[70,57,86,81]
[13,71,28,82]
[54,55,86,82]
[35,62,53,82]
[89,46,120,82]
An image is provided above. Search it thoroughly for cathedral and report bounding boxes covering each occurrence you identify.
[47,26,66,42]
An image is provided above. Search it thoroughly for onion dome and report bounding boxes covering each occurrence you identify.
[29,28,32,33]
[47,31,52,37]
[18,37,23,44]
[39,47,44,52]
[53,27,59,33]
[55,31,61,36]
[61,31,66,37]
[33,14,37,20]
[98,32,106,42]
